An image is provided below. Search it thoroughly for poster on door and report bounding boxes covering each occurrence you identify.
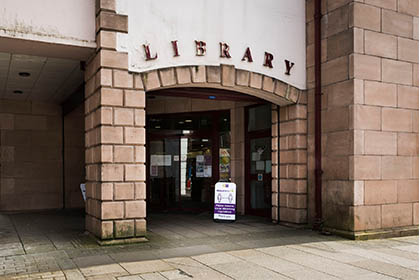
[196,155,212,178]
[196,155,205,177]
[214,182,236,221]
[219,148,230,181]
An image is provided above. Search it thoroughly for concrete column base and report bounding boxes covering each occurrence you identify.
[88,232,148,246]
[324,226,419,240]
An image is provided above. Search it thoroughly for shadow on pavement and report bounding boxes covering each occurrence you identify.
[0,209,344,276]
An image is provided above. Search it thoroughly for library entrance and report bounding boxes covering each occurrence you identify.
[245,105,272,217]
[145,89,273,217]
[147,110,231,212]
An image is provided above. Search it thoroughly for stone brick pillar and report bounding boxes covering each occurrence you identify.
[272,106,280,222]
[84,0,147,242]
[272,99,308,224]
[231,106,246,214]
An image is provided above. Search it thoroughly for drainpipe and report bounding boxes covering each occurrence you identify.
[277,105,280,224]
[62,112,66,209]
[313,0,323,230]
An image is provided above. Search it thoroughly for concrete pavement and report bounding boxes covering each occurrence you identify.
[0,211,418,279]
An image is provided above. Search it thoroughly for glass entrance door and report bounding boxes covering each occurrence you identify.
[148,137,212,211]
[180,137,212,209]
[147,111,230,212]
[248,137,271,213]
[245,104,272,216]
[149,138,180,209]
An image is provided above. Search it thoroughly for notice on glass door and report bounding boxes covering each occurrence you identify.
[196,155,212,178]
[164,155,171,166]
[204,166,212,177]
[214,182,236,221]
[151,155,172,166]
[196,155,204,162]
[150,165,158,176]
[251,152,260,161]
[196,160,205,177]
[151,155,163,166]
[256,160,265,170]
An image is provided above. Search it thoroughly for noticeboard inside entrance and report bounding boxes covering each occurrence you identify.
[214,182,236,221]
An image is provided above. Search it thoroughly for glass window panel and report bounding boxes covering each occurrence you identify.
[219,111,230,132]
[147,115,213,133]
[248,104,271,132]
[250,181,270,209]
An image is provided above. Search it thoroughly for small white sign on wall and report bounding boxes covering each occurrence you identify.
[80,184,86,201]
[116,0,306,90]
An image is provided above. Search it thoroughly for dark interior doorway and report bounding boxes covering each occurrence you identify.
[146,110,231,213]
[245,104,272,217]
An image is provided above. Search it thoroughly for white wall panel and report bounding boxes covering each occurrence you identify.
[117,0,306,89]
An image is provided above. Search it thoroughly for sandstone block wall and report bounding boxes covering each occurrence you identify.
[349,0,419,232]
[0,100,63,210]
[306,0,419,234]
[64,103,85,209]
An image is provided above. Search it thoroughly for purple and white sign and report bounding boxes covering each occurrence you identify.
[214,182,236,221]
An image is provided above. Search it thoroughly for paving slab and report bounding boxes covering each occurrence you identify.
[266,245,374,278]
[79,263,127,277]
[231,250,306,274]
[394,244,419,253]
[160,269,193,279]
[374,247,419,261]
[192,252,241,265]
[212,260,290,279]
[350,259,419,280]
[63,269,85,280]
[164,264,232,280]
[138,272,166,280]
[284,268,340,280]
[340,272,399,280]
[120,260,174,274]
[117,275,143,280]
[153,245,218,259]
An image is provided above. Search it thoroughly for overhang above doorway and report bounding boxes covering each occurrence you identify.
[0,52,83,104]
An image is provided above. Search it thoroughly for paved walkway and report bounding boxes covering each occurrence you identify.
[0,211,418,279]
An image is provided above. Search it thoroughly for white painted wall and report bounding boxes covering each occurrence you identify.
[0,0,96,48]
[117,0,306,89]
